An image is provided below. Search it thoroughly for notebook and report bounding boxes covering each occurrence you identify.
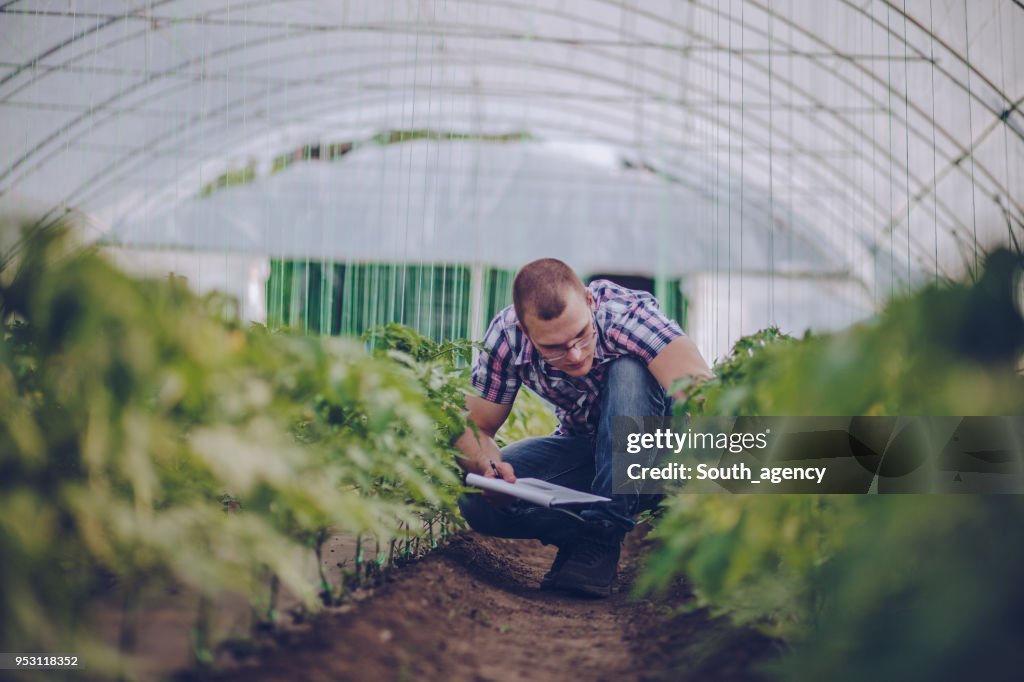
[464,473,611,508]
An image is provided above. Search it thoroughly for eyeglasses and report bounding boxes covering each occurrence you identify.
[537,326,598,363]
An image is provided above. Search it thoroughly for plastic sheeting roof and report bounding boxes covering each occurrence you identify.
[1,0,1022,290]
[108,139,846,275]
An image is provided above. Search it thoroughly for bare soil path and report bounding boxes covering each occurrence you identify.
[191,528,780,682]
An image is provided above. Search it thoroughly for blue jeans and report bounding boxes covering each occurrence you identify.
[458,356,672,547]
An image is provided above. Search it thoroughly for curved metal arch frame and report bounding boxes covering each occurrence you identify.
[48,43,970,280]
[7,28,967,275]
[2,1,1015,278]
[92,93,859,281]
[55,52,893,286]
[673,0,1022,223]
[2,0,1007,233]
[746,0,1024,240]
[5,0,1013,231]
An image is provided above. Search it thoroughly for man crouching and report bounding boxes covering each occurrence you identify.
[455,258,712,597]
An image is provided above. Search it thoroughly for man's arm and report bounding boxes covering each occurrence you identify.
[648,335,714,401]
[454,395,515,478]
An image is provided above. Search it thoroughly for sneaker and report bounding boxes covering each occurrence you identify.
[539,544,573,590]
[551,534,622,598]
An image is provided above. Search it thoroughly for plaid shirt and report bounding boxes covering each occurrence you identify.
[471,280,684,437]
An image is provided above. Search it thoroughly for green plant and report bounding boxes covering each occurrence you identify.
[640,248,1024,678]
[0,221,471,674]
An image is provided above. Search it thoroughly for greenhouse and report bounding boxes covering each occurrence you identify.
[1,1,1022,680]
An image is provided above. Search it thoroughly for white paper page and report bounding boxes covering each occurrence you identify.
[465,474,611,507]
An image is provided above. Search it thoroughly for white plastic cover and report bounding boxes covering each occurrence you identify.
[1,0,1021,324]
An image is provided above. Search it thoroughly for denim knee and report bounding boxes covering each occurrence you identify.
[602,356,670,415]
[605,355,648,380]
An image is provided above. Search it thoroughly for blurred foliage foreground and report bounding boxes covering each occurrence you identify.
[640,248,1024,681]
[5,219,1024,681]
[0,224,476,673]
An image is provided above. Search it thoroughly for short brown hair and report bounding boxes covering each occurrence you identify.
[513,258,587,325]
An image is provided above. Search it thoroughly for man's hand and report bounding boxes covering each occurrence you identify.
[480,458,517,507]
[454,395,518,506]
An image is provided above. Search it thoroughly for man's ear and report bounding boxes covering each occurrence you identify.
[586,290,595,310]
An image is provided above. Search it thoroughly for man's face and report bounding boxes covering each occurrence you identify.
[521,289,596,378]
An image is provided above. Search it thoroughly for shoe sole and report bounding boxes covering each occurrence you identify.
[556,581,612,598]
[550,574,615,598]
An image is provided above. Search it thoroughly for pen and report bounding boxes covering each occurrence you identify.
[489,458,503,481]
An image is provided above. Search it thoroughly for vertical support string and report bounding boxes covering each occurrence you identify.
[725,0,734,350]
[885,2,896,298]
[767,0,775,329]
[928,0,939,284]
[902,0,912,289]
[738,0,745,340]
[962,0,979,278]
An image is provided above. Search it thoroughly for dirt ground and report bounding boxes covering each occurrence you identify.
[185,527,781,682]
